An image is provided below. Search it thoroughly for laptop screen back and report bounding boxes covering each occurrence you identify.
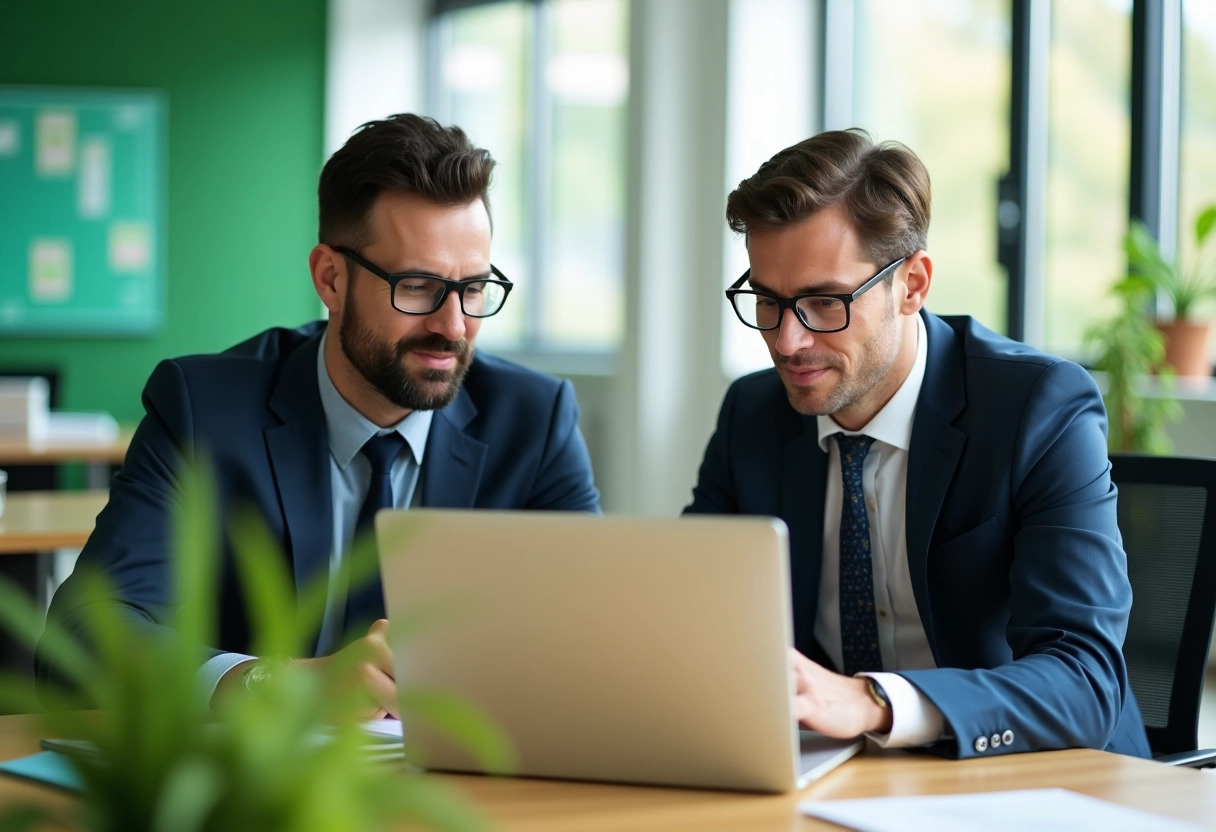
[377,509,811,792]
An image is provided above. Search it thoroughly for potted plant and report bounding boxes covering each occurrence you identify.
[0,459,511,832]
[1085,275,1183,454]
[1123,202,1216,376]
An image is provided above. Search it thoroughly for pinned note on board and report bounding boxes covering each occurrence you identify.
[0,86,165,336]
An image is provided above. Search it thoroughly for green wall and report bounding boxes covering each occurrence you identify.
[0,0,326,423]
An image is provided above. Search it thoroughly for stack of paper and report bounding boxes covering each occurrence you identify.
[0,377,49,439]
[801,788,1209,832]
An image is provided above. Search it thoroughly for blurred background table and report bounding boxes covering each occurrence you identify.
[0,491,107,555]
[0,428,133,488]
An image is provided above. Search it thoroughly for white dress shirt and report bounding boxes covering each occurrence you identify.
[199,331,433,698]
[813,313,945,747]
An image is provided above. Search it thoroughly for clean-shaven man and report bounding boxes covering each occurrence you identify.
[686,129,1149,759]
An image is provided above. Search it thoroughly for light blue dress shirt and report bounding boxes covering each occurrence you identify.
[200,331,433,698]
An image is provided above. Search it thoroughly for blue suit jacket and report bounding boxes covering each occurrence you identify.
[40,322,599,679]
[685,312,1150,759]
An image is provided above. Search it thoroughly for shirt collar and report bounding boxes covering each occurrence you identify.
[316,330,434,470]
[817,312,928,452]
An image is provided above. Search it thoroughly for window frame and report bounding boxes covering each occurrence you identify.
[427,0,625,370]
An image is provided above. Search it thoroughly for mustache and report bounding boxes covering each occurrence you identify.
[394,333,469,359]
[777,351,841,371]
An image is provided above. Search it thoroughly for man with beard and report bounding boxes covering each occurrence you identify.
[685,129,1150,759]
[39,114,600,715]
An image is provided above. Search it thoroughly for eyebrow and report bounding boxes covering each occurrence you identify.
[390,268,494,281]
[747,275,854,295]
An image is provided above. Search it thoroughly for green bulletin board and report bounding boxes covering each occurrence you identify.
[0,86,165,335]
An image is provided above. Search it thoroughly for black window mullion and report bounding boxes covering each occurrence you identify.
[999,0,1047,344]
[433,0,523,16]
[1129,0,1181,270]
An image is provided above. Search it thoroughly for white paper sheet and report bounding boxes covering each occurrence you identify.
[361,717,404,742]
[800,787,1209,832]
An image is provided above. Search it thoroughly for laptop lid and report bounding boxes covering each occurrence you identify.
[377,509,861,792]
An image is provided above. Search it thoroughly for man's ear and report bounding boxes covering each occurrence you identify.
[310,244,345,315]
[897,250,932,315]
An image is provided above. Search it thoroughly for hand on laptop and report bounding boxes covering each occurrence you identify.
[216,619,400,718]
[790,649,892,738]
[304,618,399,719]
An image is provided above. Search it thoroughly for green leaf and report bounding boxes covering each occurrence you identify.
[227,507,298,658]
[170,457,220,661]
[391,777,490,832]
[1111,275,1154,300]
[0,576,95,691]
[1196,204,1216,246]
[1124,222,1179,296]
[398,689,516,775]
[150,756,224,832]
[0,804,73,832]
[0,450,487,832]
[331,530,389,646]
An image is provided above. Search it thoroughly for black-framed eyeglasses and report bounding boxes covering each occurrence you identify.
[725,256,907,333]
[335,246,513,318]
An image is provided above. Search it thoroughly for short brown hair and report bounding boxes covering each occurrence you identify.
[725,129,930,266]
[318,113,496,248]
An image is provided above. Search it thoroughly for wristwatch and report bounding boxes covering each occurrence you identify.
[866,677,890,710]
[241,659,281,697]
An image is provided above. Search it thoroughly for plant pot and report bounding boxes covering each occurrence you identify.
[1155,319,1213,376]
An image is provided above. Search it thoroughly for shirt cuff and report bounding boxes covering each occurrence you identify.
[858,671,945,748]
[199,652,256,709]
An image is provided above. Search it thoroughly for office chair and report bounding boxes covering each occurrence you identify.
[1111,453,1216,768]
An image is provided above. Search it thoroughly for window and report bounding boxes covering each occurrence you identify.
[721,0,816,379]
[722,0,1010,379]
[1181,0,1216,353]
[851,0,1011,335]
[430,0,628,356]
[1043,0,1131,359]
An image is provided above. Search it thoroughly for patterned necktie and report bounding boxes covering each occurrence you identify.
[836,433,882,677]
[344,432,407,637]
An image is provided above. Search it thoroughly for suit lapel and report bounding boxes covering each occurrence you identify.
[781,419,827,656]
[265,334,334,599]
[906,312,967,651]
[421,387,487,507]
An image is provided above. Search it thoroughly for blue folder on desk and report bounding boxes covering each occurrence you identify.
[0,729,400,794]
[0,750,82,792]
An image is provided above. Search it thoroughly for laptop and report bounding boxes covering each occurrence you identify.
[376,509,863,793]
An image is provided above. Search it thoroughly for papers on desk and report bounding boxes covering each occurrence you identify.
[363,717,404,742]
[41,412,119,444]
[0,377,49,439]
[801,788,1209,832]
[0,374,118,443]
[359,718,405,763]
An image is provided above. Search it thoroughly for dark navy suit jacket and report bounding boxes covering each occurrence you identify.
[685,311,1150,759]
[39,322,599,680]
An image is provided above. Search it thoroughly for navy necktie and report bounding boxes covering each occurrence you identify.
[344,432,407,638]
[836,433,882,677]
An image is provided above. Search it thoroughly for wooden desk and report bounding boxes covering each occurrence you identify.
[439,747,1216,831]
[0,713,1211,830]
[0,428,132,467]
[0,491,107,555]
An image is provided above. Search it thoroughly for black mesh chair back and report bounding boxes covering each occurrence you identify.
[1111,453,1216,760]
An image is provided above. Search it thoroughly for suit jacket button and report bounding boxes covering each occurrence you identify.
[1001,730,1014,746]
[990,733,1002,748]
[974,736,988,753]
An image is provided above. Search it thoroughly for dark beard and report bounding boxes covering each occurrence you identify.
[339,305,472,411]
